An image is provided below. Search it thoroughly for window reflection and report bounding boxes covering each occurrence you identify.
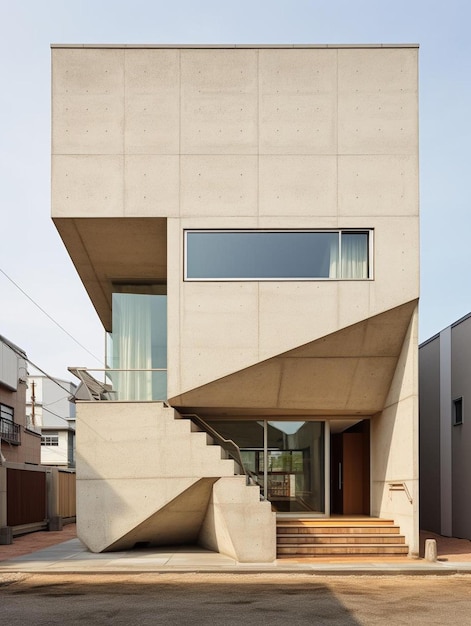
[185,230,369,280]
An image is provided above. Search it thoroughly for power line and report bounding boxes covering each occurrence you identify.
[7,343,76,396]
[43,396,71,408]
[41,406,74,425]
[28,403,73,425]
[0,267,103,365]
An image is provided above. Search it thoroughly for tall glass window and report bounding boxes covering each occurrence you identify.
[185,230,370,280]
[205,419,325,514]
[109,293,167,401]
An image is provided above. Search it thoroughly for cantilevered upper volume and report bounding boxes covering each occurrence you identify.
[52,45,419,559]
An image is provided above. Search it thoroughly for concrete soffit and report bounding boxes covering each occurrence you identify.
[169,300,418,418]
[53,217,167,331]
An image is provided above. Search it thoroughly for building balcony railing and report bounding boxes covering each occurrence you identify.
[26,415,42,434]
[68,367,167,403]
[0,416,21,445]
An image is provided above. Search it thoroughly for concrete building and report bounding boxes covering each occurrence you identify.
[51,44,419,559]
[26,376,76,468]
[0,335,41,465]
[420,313,471,540]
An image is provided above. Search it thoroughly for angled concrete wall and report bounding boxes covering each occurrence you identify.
[371,305,419,555]
[76,401,275,558]
[199,476,276,562]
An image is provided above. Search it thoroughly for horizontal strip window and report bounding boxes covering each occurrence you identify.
[184,230,372,280]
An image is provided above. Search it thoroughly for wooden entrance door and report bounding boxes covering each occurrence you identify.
[330,422,370,515]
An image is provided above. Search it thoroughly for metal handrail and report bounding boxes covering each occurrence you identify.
[388,481,413,504]
[0,416,21,445]
[181,413,261,489]
[68,367,167,402]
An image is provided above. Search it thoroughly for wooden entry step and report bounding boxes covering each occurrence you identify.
[277,518,408,558]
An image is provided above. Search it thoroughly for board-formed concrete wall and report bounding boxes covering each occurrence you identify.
[52,45,419,557]
[51,45,419,399]
[76,401,275,559]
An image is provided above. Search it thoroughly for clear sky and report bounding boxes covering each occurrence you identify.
[0,0,470,381]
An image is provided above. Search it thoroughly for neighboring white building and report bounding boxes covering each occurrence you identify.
[420,313,471,540]
[26,376,76,468]
[52,44,419,560]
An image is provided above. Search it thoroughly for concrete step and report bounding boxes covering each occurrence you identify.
[277,544,409,556]
[180,416,246,477]
[277,533,406,545]
[277,524,401,535]
[277,518,396,526]
[276,518,408,558]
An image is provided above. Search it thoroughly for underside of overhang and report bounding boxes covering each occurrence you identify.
[169,300,417,418]
[53,217,167,331]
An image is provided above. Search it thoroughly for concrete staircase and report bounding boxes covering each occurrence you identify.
[276,518,408,557]
[76,402,276,561]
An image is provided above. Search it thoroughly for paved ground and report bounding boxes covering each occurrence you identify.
[1,524,471,578]
[419,529,471,561]
[2,524,471,566]
[0,523,77,561]
[2,527,471,624]
[1,572,471,625]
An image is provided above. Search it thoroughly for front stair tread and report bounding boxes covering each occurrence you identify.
[277,546,409,556]
[277,526,401,534]
[277,533,406,544]
[276,518,408,558]
[277,519,396,525]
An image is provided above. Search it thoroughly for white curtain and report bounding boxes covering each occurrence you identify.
[113,294,153,401]
[328,236,339,278]
[341,234,368,279]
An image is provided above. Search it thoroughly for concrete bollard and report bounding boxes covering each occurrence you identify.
[48,516,63,532]
[424,538,438,562]
[0,526,13,545]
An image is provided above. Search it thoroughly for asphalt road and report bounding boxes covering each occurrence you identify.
[1,572,471,625]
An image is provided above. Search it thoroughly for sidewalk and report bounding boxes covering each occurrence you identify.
[0,524,77,562]
[1,525,471,575]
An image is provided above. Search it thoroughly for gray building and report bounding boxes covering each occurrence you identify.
[419,313,471,539]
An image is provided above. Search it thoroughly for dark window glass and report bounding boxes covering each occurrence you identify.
[0,404,13,421]
[185,230,369,280]
[453,397,463,425]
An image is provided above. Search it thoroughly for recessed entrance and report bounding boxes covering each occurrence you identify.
[206,420,325,514]
[206,418,370,516]
[330,420,370,515]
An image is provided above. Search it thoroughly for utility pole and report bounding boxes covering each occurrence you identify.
[31,380,36,427]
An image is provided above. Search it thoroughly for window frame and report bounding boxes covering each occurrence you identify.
[0,402,20,445]
[183,229,373,282]
[0,403,14,421]
[41,432,60,446]
[453,397,463,426]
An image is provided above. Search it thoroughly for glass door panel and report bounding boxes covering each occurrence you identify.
[205,420,265,498]
[206,419,325,513]
[267,422,324,513]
